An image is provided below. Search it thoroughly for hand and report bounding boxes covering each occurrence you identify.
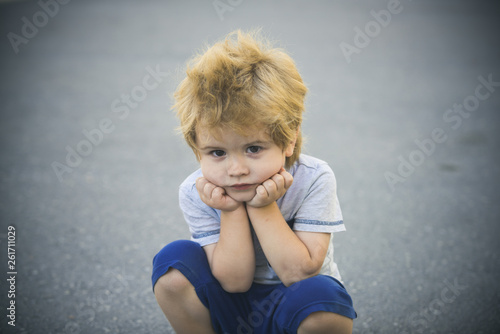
[246,167,293,208]
[196,177,242,212]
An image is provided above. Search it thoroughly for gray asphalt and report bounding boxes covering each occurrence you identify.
[1,0,499,333]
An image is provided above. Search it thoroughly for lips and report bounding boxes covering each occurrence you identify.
[231,183,254,191]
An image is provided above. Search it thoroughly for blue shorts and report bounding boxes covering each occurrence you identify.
[152,240,356,334]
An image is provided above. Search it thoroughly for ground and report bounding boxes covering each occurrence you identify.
[0,0,499,333]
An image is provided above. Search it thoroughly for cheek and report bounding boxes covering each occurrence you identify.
[200,161,221,185]
[256,155,285,180]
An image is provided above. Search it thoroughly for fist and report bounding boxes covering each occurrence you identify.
[246,168,293,208]
[196,177,242,212]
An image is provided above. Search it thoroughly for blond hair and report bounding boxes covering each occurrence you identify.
[173,30,307,168]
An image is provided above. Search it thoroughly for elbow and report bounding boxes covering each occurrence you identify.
[281,274,311,287]
[212,268,254,293]
[280,263,322,287]
[220,280,253,293]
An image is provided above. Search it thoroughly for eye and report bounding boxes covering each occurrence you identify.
[247,146,261,154]
[210,150,226,157]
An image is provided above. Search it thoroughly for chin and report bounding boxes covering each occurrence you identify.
[226,190,256,203]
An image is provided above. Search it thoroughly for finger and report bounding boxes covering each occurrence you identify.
[279,170,294,189]
[271,173,285,190]
[261,180,278,200]
[195,177,209,194]
[211,186,225,200]
[265,179,279,193]
[195,177,206,188]
[204,183,217,198]
[256,184,268,198]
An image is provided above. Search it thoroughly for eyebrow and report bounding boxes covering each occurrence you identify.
[197,140,270,151]
[197,145,222,151]
[245,140,269,146]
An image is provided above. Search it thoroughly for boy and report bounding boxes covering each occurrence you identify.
[152,30,356,334]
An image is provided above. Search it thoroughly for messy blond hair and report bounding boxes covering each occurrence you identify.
[173,29,307,168]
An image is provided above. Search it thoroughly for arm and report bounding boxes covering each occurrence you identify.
[246,169,331,286]
[196,177,255,292]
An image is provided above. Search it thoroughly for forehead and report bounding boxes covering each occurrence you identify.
[195,125,272,148]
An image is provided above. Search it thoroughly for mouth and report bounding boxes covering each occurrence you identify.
[230,183,254,191]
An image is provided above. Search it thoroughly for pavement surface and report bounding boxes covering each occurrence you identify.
[1,0,500,333]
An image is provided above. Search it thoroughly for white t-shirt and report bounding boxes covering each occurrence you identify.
[179,154,346,284]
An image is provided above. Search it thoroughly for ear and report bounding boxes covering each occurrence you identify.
[284,128,299,157]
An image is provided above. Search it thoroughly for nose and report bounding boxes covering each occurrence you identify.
[227,155,249,177]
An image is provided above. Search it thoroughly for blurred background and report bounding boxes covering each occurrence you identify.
[0,0,499,333]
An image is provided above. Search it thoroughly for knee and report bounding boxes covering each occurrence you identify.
[298,311,353,334]
[154,240,202,264]
[154,268,192,297]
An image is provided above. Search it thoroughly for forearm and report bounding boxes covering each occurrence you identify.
[210,205,255,292]
[247,203,321,286]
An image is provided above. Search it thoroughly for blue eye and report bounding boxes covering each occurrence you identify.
[247,146,261,154]
[211,150,226,157]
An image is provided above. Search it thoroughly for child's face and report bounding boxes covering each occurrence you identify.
[196,126,295,203]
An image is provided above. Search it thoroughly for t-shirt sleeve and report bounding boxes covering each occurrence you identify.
[178,171,221,246]
[291,161,345,233]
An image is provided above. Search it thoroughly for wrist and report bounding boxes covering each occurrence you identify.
[221,202,247,215]
[217,198,244,213]
[246,201,277,214]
